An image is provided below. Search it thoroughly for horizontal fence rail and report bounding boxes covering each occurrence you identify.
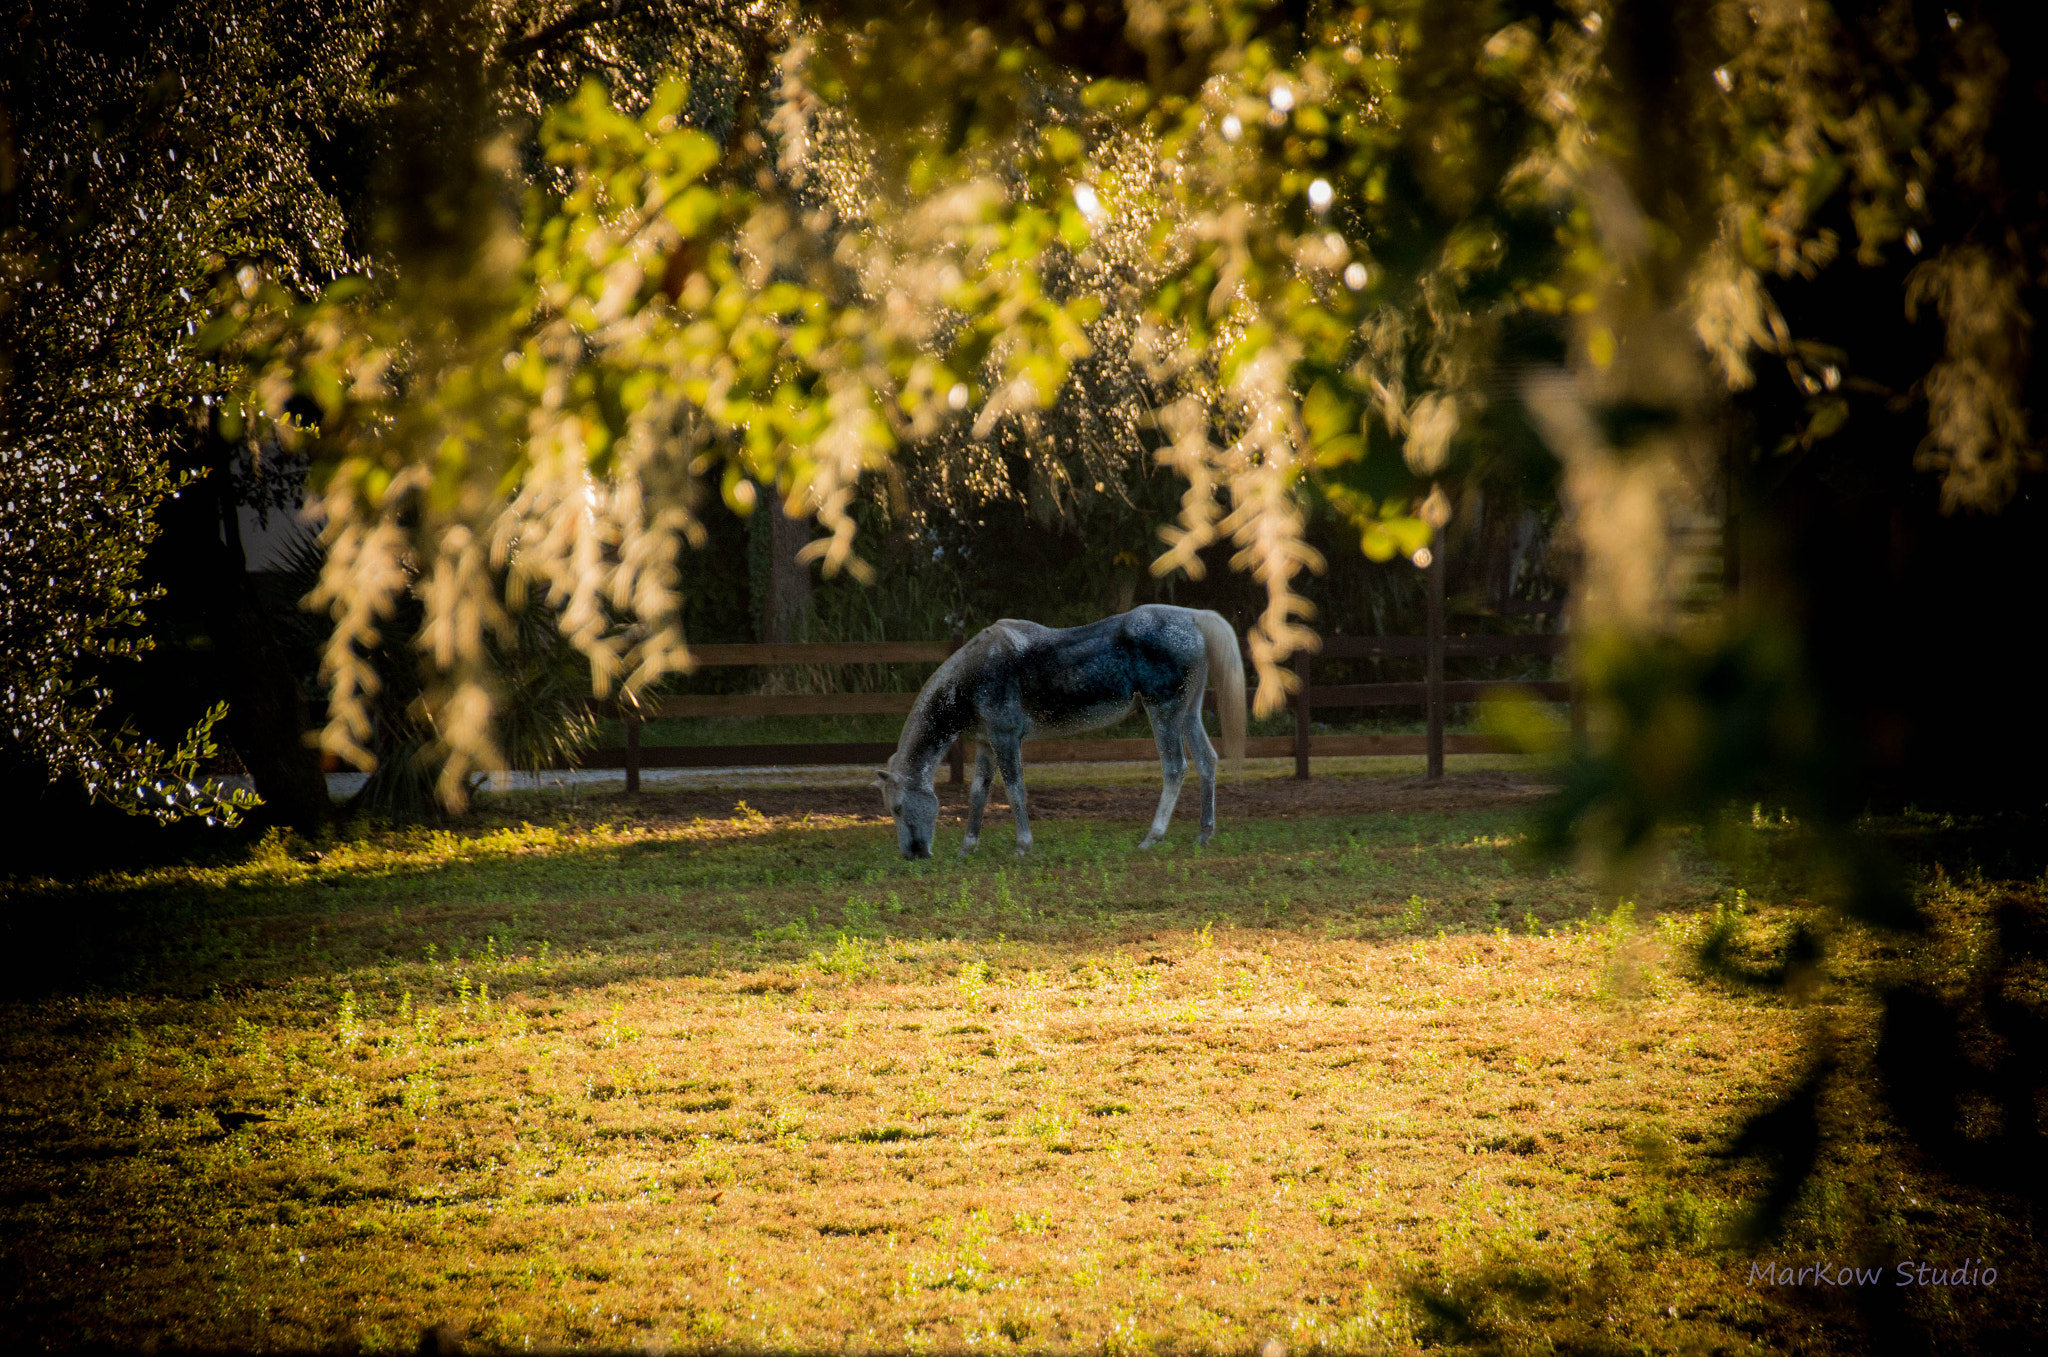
[1312,633,1568,659]
[578,740,905,771]
[574,732,1520,774]
[612,677,1572,722]
[680,641,956,666]
[566,607,1574,788]
[585,639,966,792]
[646,693,921,718]
[1305,679,1572,706]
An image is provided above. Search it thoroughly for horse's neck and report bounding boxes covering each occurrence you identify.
[900,647,984,785]
[898,693,963,786]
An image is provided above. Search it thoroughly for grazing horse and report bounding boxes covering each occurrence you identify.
[874,605,1246,858]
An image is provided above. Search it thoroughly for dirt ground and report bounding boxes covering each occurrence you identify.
[619,768,1557,829]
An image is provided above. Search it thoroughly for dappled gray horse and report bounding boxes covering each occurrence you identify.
[874,605,1246,858]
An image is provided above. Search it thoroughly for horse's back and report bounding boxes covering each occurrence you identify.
[995,608,1204,710]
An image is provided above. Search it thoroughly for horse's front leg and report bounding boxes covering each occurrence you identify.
[990,736,1033,856]
[1139,702,1189,848]
[961,743,995,854]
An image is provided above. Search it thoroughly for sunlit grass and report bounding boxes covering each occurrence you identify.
[0,798,2035,1352]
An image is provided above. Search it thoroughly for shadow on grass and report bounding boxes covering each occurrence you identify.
[1408,1211,2032,1357]
[0,797,1646,1003]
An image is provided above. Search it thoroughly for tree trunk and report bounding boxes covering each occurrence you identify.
[760,496,814,643]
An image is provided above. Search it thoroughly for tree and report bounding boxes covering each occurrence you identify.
[0,0,781,826]
[0,4,312,830]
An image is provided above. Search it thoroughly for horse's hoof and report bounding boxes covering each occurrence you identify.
[1014,843,1032,858]
[960,837,979,855]
[1198,830,1214,846]
[1138,835,1162,849]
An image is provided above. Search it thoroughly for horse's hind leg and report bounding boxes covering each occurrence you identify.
[1177,646,1219,845]
[962,743,995,855]
[1140,701,1189,848]
[1185,710,1220,845]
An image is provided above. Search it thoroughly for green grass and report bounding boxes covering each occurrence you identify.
[1,787,2039,1353]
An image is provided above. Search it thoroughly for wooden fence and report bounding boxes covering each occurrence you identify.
[575,610,1573,791]
[581,640,962,794]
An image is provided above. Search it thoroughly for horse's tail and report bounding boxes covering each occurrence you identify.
[1194,610,1247,773]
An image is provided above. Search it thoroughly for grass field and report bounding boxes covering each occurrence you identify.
[1,763,2040,1353]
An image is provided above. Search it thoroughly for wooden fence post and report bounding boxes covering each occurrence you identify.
[1560,593,1587,754]
[1426,528,1445,781]
[1567,616,1588,754]
[1293,648,1312,780]
[947,632,966,785]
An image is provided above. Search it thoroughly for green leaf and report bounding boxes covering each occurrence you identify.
[645,74,691,130]
[1806,397,1849,442]
[1799,154,1846,213]
[1080,79,1148,115]
[1357,521,1401,562]
[1042,126,1084,163]
[1314,435,1364,467]
[721,461,756,516]
[664,185,723,238]
[1218,323,1275,387]
[322,276,370,305]
[306,364,344,420]
[758,282,807,316]
[1381,514,1432,558]
[665,128,720,184]
[1057,205,1091,251]
[1302,379,1361,450]
[194,316,241,354]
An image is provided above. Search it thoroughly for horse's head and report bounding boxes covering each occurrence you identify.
[874,758,937,859]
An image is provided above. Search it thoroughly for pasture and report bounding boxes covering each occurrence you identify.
[0,762,2036,1353]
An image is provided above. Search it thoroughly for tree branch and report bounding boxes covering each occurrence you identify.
[500,0,659,62]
